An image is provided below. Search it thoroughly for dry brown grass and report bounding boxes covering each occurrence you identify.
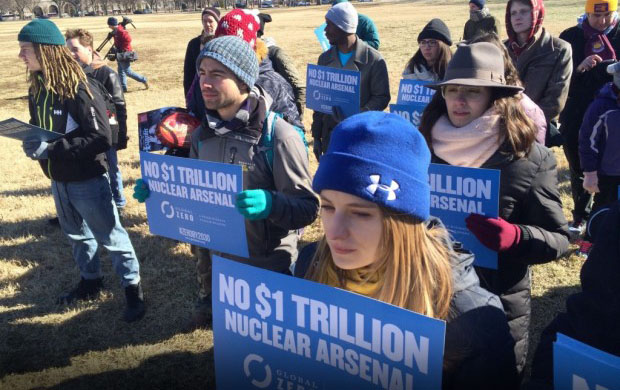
[0,1,588,388]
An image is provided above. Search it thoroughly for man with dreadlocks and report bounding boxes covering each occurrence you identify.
[17,19,145,323]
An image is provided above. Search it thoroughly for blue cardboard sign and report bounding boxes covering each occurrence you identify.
[140,152,249,258]
[554,333,620,390]
[429,163,500,269]
[213,256,446,390]
[396,80,435,105]
[314,23,330,52]
[0,118,63,142]
[306,64,361,119]
[390,104,426,128]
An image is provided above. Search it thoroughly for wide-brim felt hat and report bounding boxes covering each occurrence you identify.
[429,42,523,92]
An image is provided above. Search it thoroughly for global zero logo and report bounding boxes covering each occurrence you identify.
[160,201,175,219]
[244,353,272,388]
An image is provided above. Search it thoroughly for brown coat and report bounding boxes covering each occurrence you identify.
[310,38,390,153]
[507,29,573,125]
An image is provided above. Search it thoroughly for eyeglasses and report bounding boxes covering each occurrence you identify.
[441,85,488,101]
[419,39,438,48]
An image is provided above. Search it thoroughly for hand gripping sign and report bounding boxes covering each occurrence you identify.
[212,256,446,390]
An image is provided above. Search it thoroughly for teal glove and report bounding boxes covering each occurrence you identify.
[235,189,272,221]
[132,179,150,203]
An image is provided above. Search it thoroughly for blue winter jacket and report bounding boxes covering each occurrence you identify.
[579,82,620,175]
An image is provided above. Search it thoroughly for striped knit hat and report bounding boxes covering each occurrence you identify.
[196,36,259,89]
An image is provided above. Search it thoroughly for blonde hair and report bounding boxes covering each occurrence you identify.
[305,210,454,320]
[29,43,90,101]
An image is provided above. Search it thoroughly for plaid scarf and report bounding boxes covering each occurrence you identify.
[506,0,545,57]
[203,87,266,141]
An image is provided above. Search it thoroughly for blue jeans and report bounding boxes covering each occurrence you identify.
[106,147,126,209]
[117,59,146,90]
[51,175,140,287]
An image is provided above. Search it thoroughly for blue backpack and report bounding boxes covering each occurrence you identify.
[260,111,308,172]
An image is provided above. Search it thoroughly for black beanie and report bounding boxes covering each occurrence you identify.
[257,13,272,38]
[418,18,452,46]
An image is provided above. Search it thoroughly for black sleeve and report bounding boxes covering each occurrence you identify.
[102,69,128,148]
[47,83,111,160]
[184,37,200,97]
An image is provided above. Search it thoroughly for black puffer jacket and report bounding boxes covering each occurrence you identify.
[433,142,570,373]
[294,218,519,390]
[89,62,128,149]
[528,201,620,390]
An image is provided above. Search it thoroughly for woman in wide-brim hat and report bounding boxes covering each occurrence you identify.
[419,41,571,377]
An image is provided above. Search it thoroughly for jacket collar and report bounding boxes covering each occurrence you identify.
[324,38,370,70]
[510,28,552,68]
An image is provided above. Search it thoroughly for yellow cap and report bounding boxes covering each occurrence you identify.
[586,0,618,13]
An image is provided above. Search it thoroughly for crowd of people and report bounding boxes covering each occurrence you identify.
[15,0,620,388]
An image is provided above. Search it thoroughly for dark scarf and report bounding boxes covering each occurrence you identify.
[582,17,617,61]
[203,87,266,141]
[470,7,490,22]
[506,0,545,57]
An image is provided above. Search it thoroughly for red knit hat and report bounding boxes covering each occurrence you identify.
[215,9,260,49]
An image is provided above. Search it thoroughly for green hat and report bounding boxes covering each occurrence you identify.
[18,19,66,46]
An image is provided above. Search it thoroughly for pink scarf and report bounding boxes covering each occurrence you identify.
[431,109,504,168]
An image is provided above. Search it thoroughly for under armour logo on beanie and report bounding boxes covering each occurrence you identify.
[215,9,260,49]
[366,175,400,201]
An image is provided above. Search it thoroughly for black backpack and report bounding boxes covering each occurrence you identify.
[85,72,119,144]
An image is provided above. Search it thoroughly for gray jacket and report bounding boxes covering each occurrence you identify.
[311,38,390,153]
[507,29,573,125]
[189,89,319,272]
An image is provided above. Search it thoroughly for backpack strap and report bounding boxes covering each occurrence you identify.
[260,110,309,173]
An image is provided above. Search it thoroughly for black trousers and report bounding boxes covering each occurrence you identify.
[563,128,592,222]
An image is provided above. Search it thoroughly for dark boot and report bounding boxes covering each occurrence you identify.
[57,277,104,304]
[184,295,213,331]
[123,283,145,322]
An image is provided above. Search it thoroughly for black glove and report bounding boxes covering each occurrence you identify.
[313,138,322,162]
[332,105,345,124]
[116,122,128,150]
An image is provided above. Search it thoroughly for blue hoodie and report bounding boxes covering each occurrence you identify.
[579,82,620,175]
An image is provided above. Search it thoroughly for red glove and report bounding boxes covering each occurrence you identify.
[465,214,521,252]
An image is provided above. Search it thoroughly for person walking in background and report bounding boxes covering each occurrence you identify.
[107,17,148,92]
[66,28,129,213]
[311,1,390,160]
[463,0,499,41]
[403,18,452,81]
[505,0,572,148]
[559,0,620,240]
[296,111,519,389]
[257,13,306,117]
[183,7,220,97]
[332,0,380,50]
[419,42,570,377]
[18,19,145,322]
[135,36,319,329]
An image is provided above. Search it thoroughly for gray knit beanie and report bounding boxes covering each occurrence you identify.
[326,2,358,34]
[196,36,259,89]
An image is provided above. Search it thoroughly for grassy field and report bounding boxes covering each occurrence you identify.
[0,1,588,388]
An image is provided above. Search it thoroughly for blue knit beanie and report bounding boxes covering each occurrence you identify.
[196,36,259,89]
[469,0,485,9]
[18,19,65,46]
[107,17,118,26]
[313,111,431,221]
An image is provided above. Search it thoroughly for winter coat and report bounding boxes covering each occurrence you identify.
[183,34,201,96]
[559,22,620,143]
[112,25,132,52]
[28,79,111,182]
[528,201,620,390]
[264,37,306,116]
[520,93,548,145]
[189,87,319,272]
[187,56,304,131]
[402,63,439,82]
[293,218,520,390]
[506,29,573,127]
[433,142,571,373]
[89,60,128,149]
[357,13,380,50]
[311,38,390,153]
[579,82,620,175]
[463,14,499,41]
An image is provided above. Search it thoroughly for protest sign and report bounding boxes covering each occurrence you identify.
[140,151,249,258]
[138,107,199,152]
[389,104,425,128]
[554,333,620,390]
[212,256,446,390]
[396,80,435,105]
[429,163,500,269]
[306,64,361,119]
[0,118,63,142]
[314,23,330,52]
